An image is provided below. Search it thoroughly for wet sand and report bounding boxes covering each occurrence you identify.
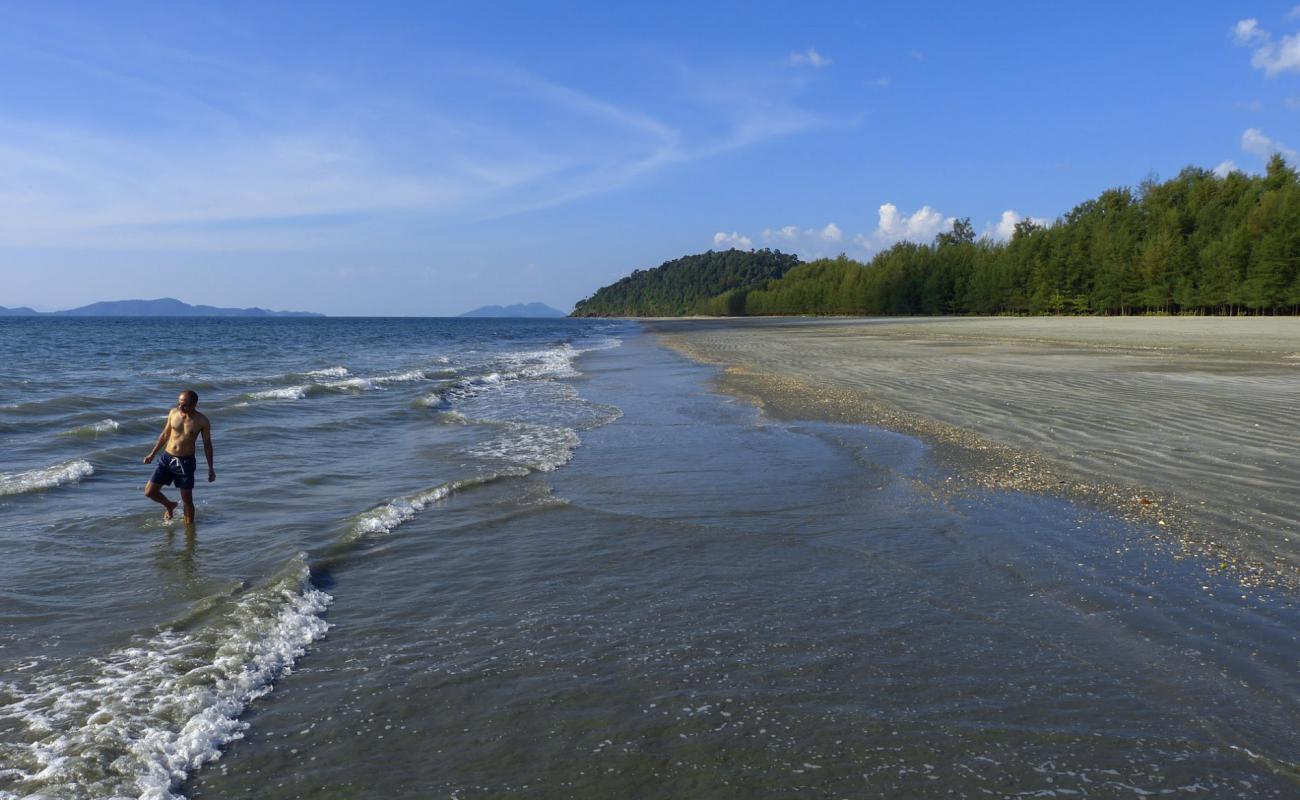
[652,316,1300,588]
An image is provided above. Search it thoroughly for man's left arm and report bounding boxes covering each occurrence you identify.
[202,420,216,482]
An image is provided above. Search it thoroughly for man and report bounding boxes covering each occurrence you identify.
[143,390,215,523]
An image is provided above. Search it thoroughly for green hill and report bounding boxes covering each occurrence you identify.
[571,249,801,317]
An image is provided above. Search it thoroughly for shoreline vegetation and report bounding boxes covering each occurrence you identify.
[574,156,1300,318]
[651,316,1300,591]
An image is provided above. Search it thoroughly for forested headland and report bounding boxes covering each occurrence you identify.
[571,249,800,316]
[576,156,1300,317]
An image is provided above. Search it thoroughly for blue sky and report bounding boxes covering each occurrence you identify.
[2,1,1299,315]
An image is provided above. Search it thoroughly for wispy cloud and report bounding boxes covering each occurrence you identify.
[1233,18,1269,46]
[787,48,832,68]
[0,24,824,250]
[759,223,843,254]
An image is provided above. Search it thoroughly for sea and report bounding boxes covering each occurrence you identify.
[0,317,1296,799]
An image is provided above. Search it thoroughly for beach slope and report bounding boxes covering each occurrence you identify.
[653,316,1300,586]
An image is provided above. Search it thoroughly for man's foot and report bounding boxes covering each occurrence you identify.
[162,501,178,521]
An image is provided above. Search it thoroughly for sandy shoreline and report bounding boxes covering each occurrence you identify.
[651,316,1300,589]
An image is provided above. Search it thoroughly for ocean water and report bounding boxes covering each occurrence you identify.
[0,318,1297,799]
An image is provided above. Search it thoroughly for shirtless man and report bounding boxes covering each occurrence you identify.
[143,390,215,523]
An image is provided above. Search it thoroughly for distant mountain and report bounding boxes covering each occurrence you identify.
[459,302,568,318]
[0,298,324,317]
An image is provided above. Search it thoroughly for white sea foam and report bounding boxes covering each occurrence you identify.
[372,369,428,385]
[421,372,512,408]
[322,377,378,392]
[301,366,350,378]
[465,423,582,472]
[0,564,330,800]
[346,472,522,542]
[0,459,94,496]
[351,483,457,537]
[246,385,308,401]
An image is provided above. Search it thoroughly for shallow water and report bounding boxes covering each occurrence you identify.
[1,319,1297,798]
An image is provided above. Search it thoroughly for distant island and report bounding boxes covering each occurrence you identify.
[459,302,567,318]
[0,297,323,317]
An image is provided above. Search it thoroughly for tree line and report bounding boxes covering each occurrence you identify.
[698,156,1300,317]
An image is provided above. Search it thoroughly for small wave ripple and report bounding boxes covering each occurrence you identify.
[60,419,121,437]
[0,459,94,496]
[245,368,434,401]
[0,563,330,800]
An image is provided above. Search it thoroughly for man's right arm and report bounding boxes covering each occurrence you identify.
[143,413,172,463]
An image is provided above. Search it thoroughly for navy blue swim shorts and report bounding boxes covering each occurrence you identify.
[150,452,197,490]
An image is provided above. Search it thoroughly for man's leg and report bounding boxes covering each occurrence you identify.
[144,481,178,520]
[179,487,195,523]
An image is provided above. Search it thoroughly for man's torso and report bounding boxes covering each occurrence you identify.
[166,409,207,456]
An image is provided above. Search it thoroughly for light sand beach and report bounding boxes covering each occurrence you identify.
[653,316,1300,587]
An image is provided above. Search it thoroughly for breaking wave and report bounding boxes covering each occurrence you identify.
[0,562,330,800]
[0,459,94,496]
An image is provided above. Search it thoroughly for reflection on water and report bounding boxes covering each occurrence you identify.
[154,524,199,585]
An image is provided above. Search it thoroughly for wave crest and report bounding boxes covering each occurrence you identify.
[0,459,94,496]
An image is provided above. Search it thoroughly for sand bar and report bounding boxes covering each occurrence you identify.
[652,316,1300,587]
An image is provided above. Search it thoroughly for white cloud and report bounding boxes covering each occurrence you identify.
[866,77,891,88]
[1213,159,1240,177]
[758,222,842,253]
[873,203,949,244]
[1286,96,1300,109]
[1233,18,1268,45]
[763,225,799,242]
[984,209,1048,241]
[787,48,831,68]
[1289,5,1300,19]
[713,231,753,250]
[728,206,1058,263]
[1241,127,1298,160]
[1233,18,1300,76]
[1252,33,1300,75]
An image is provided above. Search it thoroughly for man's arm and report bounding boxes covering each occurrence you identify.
[143,413,172,463]
[202,419,216,482]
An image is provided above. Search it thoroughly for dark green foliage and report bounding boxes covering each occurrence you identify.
[571,249,800,317]
[698,159,1300,317]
